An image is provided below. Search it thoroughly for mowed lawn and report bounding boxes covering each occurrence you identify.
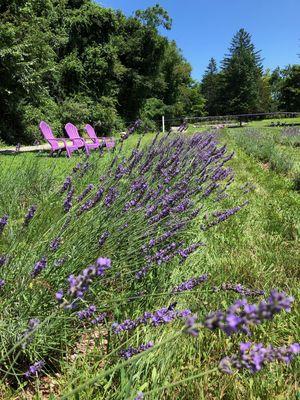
[0,126,299,399]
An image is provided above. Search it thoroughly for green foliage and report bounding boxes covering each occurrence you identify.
[279,65,300,111]
[234,128,294,175]
[221,29,263,114]
[135,4,172,30]
[201,29,299,115]
[201,58,221,115]
[0,1,193,144]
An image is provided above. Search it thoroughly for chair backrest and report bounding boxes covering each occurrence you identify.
[85,124,98,140]
[65,122,81,140]
[39,121,55,140]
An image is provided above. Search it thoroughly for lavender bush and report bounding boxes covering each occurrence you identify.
[0,129,297,397]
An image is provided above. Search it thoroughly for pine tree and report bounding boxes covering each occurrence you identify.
[201,58,221,115]
[221,28,263,114]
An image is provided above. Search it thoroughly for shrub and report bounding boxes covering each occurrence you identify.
[269,151,293,174]
[292,172,300,191]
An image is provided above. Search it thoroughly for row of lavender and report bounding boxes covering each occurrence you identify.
[0,128,298,393]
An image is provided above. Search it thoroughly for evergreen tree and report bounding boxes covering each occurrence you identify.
[221,28,263,114]
[201,58,221,115]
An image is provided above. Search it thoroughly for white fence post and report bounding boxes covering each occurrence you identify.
[162,115,165,133]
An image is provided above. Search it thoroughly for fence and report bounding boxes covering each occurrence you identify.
[161,111,300,132]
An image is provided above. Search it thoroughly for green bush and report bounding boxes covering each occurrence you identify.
[235,128,293,175]
[292,172,300,191]
[269,151,293,174]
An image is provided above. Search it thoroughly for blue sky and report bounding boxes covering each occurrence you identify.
[98,0,300,80]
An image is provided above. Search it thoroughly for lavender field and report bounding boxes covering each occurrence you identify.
[0,127,299,399]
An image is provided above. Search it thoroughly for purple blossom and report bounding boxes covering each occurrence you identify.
[78,187,104,215]
[64,186,75,212]
[24,360,45,379]
[54,258,66,267]
[91,312,107,325]
[134,392,144,400]
[77,304,97,320]
[0,279,5,289]
[98,231,109,247]
[219,342,300,374]
[60,176,72,193]
[177,243,205,260]
[204,290,294,336]
[0,215,8,234]
[213,282,265,297]
[113,304,191,334]
[135,265,150,280]
[120,341,154,359]
[0,255,7,267]
[24,205,37,226]
[78,162,91,178]
[172,274,208,293]
[31,257,47,278]
[56,258,111,306]
[202,201,248,230]
[55,289,64,302]
[77,184,94,202]
[104,187,118,207]
[50,237,61,252]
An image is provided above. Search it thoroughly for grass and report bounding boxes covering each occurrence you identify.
[0,124,299,399]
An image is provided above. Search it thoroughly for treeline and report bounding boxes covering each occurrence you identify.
[0,1,204,143]
[201,29,300,116]
[0,2,299,144]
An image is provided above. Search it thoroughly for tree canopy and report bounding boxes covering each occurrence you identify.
[0,0,200,144]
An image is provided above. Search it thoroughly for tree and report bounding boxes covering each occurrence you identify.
[134,4,172,30]
[221,29,263,114]
[0,1,192,143]
[201,58,221,115]
[279,65,300,111]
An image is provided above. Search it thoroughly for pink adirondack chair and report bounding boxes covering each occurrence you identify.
[84,124,115,150]
[39,121,81,158]
[64,123,90,156]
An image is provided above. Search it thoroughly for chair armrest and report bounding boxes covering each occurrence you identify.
[47,138,67,145]
[69,137,86,146]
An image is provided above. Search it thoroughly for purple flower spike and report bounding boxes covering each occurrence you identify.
[64,186,75,212]
[91,312,107,325]
[98,231,110,247]
[219,342,300,374]
[24,205,37,226]
[50,237,61,252]
[56,257,111,306]
[120,341,154,359]
[31,257,47,278]
[172,274,208,293]
[24,360,45,379]
[0,215,8,234]
[60,176,72,193]
[0,279,5,289]
[0,255,7,267]
[55,289,64,302]
[77,304,97,320]
[77,184,94,202]
[204,290,294,336]
[113,304,191,334]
